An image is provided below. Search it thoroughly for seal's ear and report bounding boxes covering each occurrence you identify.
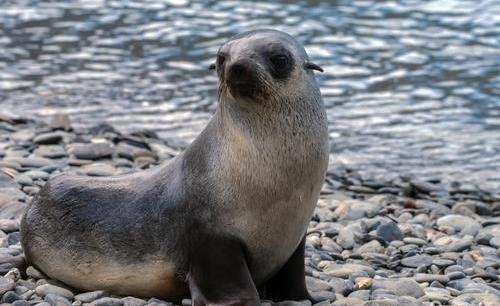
[208,63,216,71]
[304,61,324,72]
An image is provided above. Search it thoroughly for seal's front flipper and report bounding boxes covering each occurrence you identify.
[261,236,313,302]
[188,234,260,306]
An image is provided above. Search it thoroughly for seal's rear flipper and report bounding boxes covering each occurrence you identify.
[188,234,260,306]
[260,236,313,302]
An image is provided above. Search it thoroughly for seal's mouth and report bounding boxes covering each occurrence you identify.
[226,80,258,99]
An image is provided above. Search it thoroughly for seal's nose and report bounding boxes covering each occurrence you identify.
[227,60,255,84]
[231,63,246,77]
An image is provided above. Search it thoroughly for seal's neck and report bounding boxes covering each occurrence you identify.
[212,88,328,189]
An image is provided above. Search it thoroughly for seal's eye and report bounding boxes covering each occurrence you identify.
[217,54,226,66]
[270,54,288,70]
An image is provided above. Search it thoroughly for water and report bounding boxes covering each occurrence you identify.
[0,0,499,190]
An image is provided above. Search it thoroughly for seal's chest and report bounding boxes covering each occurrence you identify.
[234,184,318,283]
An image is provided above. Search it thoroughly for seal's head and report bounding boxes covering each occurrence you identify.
[209,29,323,104]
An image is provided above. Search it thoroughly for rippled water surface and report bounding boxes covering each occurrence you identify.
[1,0,499,190]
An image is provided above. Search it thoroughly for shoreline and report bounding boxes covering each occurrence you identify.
[0,113,499,306]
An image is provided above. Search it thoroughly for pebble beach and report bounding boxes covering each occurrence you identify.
[0,114,498,306]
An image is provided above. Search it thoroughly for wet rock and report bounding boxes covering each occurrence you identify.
[414,273,449,283]
[35,284,74,300]
[328,278,352,296]
[311,291,336,302]
[149,142,179,159]
[3,157,52,168]
[7,231,21,245]
[447,278,475,291]
[67,158,93,166]
[376,222,403,242]
[0,276,15,295]
[23,185,40,196]
[0,171,19,189]
[443,236,473,252]
[45,293,72,306]
[401,254,433,268]
[90,297,124,306]
[323,263,375,278]
[0,197,25,219]
[122,297,147,306]
[135,156,156,168]
[74,290,108,303]
[451,293,500,306]
[410,180,443,194]
[275,301,311,306]
[1,290,20,303]
[23,170,50,181]
[14,173,32,186]
[12,300,30,306]
[332,297,365,306]
[423,287,451,303]
[403,237,427,246]
[33,132,63,145]
[347,290,369,300]
[372,278,425,298]
[334,200,382,220]
[311,301,331,306]
[356,240,383,254]
[476,232,494,245]
[26,266,45,280]
[71,142,114,160]
[489,236,500,248]
[337,227,356,249]
[0,219,19,233]
[116,142,156,161]
[10,129,34,143]
[80,163,117,176]
[306,276,332,292]
[35,145,67,158]
[483,224,500,237]
[446,271,465,280]
[437,215,481,233]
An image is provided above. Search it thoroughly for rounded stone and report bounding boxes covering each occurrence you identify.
[376,222,404,242]
[33,132,63,145]
[372,278,425,298]
[0,219,19,233]
[74,290,107,303]
[323,263,375,278]
[401,254,433,268]
[489,236,500,248]
[71,142,114,160]
[45,293,71,306]
[12,300,31,306]
[0,276,15,295]
[90,297,124,306]
[414,273,449,283]
[35,284,74,300]
[26,266,45,280]
[1,290,20,303]
[122,296,147,306]
[403,237,427,246]
[437,215,480,232]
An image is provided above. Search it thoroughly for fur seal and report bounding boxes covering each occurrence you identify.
[21,29,328,305]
